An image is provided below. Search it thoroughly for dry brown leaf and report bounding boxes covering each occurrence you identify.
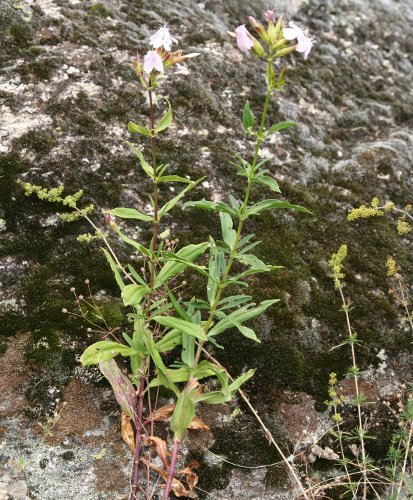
[121,412,135,454]
[146,404,175,423]
[144,435,170,469]
[188,416,209,431]
[141,458,197,499]
[178,467,199,490]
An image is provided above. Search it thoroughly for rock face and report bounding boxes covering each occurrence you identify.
[1,0,413,498]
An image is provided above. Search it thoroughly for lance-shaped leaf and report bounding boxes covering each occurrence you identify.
[208,299,278,337]
[152,316,208,341]
[246,199,310,217]
[158,177,204,218]
[101,248,125,291]
[183,199,237,216]
[157,175,192,184]
[266,121,297,135]
[114,227,151,257]
[228,369,255,392]
[107,207,154,222]
[242,100,255,132]
[81,341,137,366]
[155,242,209,286]
[171,380,197,440]
[149,360,216,387]
[155,328,182,352]
[145,335,180,396]
[155,98,172,133]
[128,122,151,137]
[252,175,281,193]
[99,359,137,419]
[121,283,150,307]
[220,212,236,249]
[125,142,153,179]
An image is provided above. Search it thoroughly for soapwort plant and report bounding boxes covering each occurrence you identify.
[20,12,313,499]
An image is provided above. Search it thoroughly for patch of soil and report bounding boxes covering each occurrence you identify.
[0,334,32,417]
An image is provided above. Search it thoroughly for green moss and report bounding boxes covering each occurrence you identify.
[89,3,113,17]
[16,129,56,154]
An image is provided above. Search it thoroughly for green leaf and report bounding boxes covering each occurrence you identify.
[114,227,151,257]
[242,100,255,131]
[267,121,297,135]
[217,295,252,311]
[81,341,136,366]
[220,212,236,249]
[182,334,195,366]
[127,265,147,286]
[152,316,208,341]
[155,242,209,286]
[158,178,204,218]
[196,391,229,404]
[155,99,172,133]
[171,385,196,440]
[236,253,267,270]
[125,141,154,178]
[228,369,255,392]
[208,299,278,337]
[227,318,260,342]
[183,199,237,216]
[246,199,310,217]
[145,335,180,396]
[155,329,182,352]
[127,122,151,137]
[207,237,219,305]
[108,207,154,222]
[157,175,192,184]
[253,175,281,193]
[101,248,125,291]
[121,283,150,307]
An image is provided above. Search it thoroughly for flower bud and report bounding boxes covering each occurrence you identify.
[265,10,277,24]
[275,45,297,57]
[250,36,265,57]
[268,15,283,45]
[104,212,116,227]
[247,16,269,43]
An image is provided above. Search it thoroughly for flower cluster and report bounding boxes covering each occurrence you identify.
[232,10,313,60]
[133,24,199,78]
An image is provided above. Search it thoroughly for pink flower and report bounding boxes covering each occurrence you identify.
[234,25,254,52]
[283,21,313,60]
[150,25,178,52]
[265,10,277,23]
[143,50,164,73]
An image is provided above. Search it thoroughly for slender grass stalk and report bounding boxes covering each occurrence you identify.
[338,287,368,500]
[396,412,413,497]
[202,348,309,499]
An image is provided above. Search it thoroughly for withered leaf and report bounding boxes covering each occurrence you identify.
[188,416,209,431]
[141,458,197,498]
[121,412,135,454]
[144,435,170,469]
[146,404,175,423]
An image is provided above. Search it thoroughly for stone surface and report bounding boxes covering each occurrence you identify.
[1,0,413,497]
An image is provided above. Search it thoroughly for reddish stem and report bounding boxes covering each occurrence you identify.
[163,439,181,500]
[130,365,146,500]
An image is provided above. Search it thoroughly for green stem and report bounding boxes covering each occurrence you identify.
[192,59,274,370]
